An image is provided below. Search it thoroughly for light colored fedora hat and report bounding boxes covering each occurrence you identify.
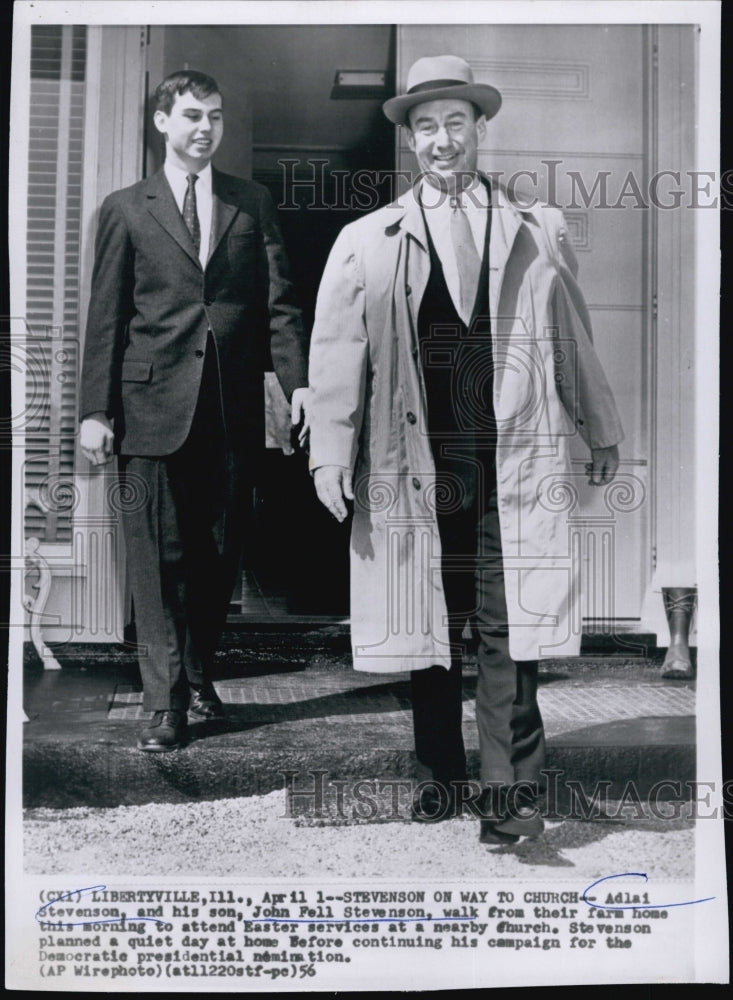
[383,54,502,126]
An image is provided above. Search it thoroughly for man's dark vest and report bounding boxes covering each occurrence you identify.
[418,189,495,517]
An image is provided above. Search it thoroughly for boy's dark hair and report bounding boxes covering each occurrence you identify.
[154,69,221,115]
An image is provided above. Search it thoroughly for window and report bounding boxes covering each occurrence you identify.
[24,25,86,544]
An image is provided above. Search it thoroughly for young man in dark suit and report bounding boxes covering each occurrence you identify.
[79,70,308,751]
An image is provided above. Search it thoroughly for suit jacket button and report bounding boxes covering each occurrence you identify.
[406,411,417,424]
[195,349,204,358]
[412,477,421,490]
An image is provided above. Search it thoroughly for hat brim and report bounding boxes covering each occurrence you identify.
[382,83,502,126]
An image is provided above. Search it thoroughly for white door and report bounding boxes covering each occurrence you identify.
[396,24,653,630]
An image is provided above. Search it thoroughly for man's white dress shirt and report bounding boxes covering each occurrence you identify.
[164,160,213,268]
[419,176,489,324]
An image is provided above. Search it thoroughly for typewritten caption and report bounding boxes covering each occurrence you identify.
[34,882,699,983]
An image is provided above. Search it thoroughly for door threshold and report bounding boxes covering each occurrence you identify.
[225,612,350,631]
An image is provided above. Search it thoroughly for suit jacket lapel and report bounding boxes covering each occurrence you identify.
[145,170,201,269]
[207,169,239,266]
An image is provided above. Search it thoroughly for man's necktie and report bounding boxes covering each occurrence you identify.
[182,173,201,254]
[450,196,481,323]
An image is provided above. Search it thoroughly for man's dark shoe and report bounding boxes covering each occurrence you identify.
[188,682,225,722]
[411,780,460,823]
[478,783,510,820]
[137,710,187,752]
[477,784,520,844]
[494,804,544,838]
[479,820,520,845]
[494,787,544,838]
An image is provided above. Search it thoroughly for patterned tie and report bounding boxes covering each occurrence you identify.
[450,196,481,323]
[182,173,200,254]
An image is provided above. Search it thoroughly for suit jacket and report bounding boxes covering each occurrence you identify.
[80,167,307,456]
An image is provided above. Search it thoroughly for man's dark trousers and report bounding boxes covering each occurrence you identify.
[119,337,251,712]
[409,208,544,790]
[411,478,546,790]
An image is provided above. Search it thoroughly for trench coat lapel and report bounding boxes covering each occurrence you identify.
[487,181,525,322]
[207,168,239,267]
[145,170,202,269]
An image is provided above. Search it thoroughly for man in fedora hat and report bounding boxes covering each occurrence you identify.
[80,70,308,751]
[308,55,623,840]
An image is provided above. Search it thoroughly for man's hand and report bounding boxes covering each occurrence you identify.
[80,413,115,466]
[314,465,353,522]
[586,445,619,486]
[291,386,310,449]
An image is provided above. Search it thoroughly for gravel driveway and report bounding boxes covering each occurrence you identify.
[24,790,694,881]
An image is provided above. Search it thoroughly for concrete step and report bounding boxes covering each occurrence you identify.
[27,626,673,675]
[22,641,695,810]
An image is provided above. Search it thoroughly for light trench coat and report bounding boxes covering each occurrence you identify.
[308,181,624,672]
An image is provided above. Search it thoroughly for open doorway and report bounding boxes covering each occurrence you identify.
[145,24,397,620]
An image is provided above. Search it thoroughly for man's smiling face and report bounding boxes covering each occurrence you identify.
[406,98,486,192]
[154,89,224,173]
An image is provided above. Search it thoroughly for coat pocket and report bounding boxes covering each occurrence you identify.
[121,360,152,383]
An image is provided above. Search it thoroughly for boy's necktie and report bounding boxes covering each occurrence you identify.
[182,173,201,254]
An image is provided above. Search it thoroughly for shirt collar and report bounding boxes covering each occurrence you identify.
[418,173,490,212]
[163,159,213,196]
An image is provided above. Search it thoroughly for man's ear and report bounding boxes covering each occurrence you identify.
[153,109,169,137]
[405,127,416,152]
[475,115,487,144]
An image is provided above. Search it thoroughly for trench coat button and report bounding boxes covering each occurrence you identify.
[406,411,417,424]
[195,349,204,358]
[203,298,213,306]
[412,477,421,490]
[406,284,412,296]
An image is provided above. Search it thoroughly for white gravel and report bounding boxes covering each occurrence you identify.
[24,790,695,881]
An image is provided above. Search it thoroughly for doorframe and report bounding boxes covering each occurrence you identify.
[66,24,149,643]
[640,24,698,640]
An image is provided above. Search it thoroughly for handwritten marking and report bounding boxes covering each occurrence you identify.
[581,873,715,910]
